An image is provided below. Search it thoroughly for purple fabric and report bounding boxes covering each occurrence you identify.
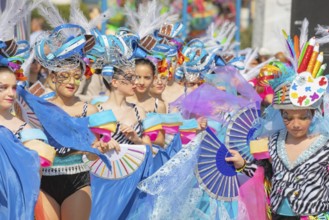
[178,83,258,122]
[212,66,261,105]
[170,65,261,122]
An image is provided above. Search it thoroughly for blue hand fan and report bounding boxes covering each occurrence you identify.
[195,127,238,201]
[225,107,260,161]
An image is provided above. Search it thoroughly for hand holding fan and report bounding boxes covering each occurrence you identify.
[225,106,261,161]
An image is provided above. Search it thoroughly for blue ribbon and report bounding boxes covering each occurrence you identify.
[15,40,30,59]
[35,24,88,63]
[102,65,114,84]
[175,67,185,81]
[0,55,9,66]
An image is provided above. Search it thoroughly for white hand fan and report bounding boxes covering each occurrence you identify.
[85,144,147,179]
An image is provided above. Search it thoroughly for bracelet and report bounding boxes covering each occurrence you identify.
[236,159,246,172]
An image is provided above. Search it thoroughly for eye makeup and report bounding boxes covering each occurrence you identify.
[282,110,313,122]
[56,71,82,84]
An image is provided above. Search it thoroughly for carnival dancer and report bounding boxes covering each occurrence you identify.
[0,64,41,220]
[226,26,329,218]
[227,63,329,219]
[0,0,54,218]
[33,50,114,219]
[127,58,168,149]
[13,1,117,219]
[86,62,153,220]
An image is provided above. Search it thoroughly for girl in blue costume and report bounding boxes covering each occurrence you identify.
[37,63,116,220]
[0,0,51,218]
[27,2,117,219]
[0,67,41,220]
[87,63,153,220]
[0,41,56,220]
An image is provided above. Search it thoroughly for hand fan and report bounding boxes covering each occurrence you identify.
[195,128,238,201]
[84,144,147,179]
[225,107,260,161]
[14,95,42,129]
[14,83,46,129]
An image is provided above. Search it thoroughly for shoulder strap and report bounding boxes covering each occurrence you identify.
[15,122,27,135]
[154,98,159,113]
[96,104,104,112]
[81,102,88,117]
[132,104,141,122]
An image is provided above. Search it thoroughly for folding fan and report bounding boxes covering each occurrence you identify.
[225,107,260,161]
[195,128,238,201]
[85,144,147,179]
[15,95,42,129]
[14,82,46,129]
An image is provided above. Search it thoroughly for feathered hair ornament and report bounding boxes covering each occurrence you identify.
[200,22,237,54]
[35,0,114,75]
[69,0,113,34]
[124,0,178,40]
[69,0,116,77]
[0,0,42,81]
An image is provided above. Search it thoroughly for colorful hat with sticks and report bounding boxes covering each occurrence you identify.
[268,18,328,109]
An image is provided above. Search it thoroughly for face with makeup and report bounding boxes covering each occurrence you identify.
[52,67,82,98]
[150,74,167,95]
[0,68,16,111]
[135,64,154,94]
[281,109,313,138]
[111,68,138,96]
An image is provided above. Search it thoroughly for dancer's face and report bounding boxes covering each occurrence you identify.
[281,109,313,138]
[0,69,16,111]
[135,64,154,94]
[112,69,137,96]
[185,79,199,91]
[53,67,82,98]
[150,74,167,95]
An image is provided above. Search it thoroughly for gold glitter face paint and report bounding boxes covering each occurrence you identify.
[56,70,82,85]
[74,79,81,86]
